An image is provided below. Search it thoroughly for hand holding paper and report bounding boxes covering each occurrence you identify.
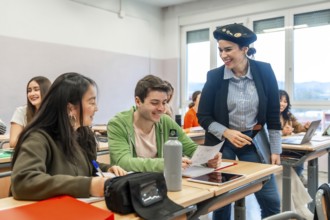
[190,141,224,166]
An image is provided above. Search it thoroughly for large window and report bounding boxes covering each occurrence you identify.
[253,17,285,89]
[186,29,210,100]
[293,9,330,101]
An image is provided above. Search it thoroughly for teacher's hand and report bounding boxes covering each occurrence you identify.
[271,154,281,165]
[223,129,252,148]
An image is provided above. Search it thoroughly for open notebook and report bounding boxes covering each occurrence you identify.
[182,161,236,178]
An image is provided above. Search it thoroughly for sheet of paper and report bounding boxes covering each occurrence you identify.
[190,141,224,166]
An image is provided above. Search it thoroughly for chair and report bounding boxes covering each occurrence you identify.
[264,183,329,220]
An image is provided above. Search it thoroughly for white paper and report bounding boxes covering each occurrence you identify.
[190,142,224,166]
[182,161,235,177]
[77,197,104,203]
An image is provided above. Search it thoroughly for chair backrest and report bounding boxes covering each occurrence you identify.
[315,183,330,220]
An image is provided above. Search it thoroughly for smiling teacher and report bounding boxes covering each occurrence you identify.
[197,23,282,220]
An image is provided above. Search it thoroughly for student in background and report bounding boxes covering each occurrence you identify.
[198,23,281,219]
[183,90,201,129]
[107,75,221,172]
[11,72,126,200]
[279,89,310,185]
[0,119,6,135]
[164,80,174,118]
[9,76,51,148]
[279,90,310,136]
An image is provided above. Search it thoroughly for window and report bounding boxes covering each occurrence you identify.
[186,29,210,100]
[253,17,285,89]
[293,9,330,101]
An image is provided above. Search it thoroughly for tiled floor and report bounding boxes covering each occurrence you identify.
[200,171,328,220]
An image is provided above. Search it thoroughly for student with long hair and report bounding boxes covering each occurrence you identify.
[9,76,51,148]
[11,72,126,200]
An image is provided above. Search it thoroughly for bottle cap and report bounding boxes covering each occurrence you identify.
[169,129,177,137]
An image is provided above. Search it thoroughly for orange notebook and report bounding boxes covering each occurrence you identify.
[0,195,114,220]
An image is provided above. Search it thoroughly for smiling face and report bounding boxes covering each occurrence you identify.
[27,80,42,109]
[280,95,288,113]
[81,85,98,127]
[69,85,98,129]
[135,90,168,124]
[218,40,248,72]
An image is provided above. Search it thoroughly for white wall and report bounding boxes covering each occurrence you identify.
[0,0,166,126]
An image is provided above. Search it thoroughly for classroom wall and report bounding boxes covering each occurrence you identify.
[0,0,168,126]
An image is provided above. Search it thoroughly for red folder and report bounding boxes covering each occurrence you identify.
[0,196,114,220]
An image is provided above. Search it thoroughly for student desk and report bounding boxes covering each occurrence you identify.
[0,160,281,219]
[281,138,330,211]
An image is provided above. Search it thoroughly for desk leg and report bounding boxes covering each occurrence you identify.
[234,198,245,220]
[282,164,291,211]
[307,158,318,211]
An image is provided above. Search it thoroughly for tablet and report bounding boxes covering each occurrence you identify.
[187,171,245,186]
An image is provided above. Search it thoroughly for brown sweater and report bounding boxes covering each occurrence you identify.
[11,130,111,200]
[280,114,307,135]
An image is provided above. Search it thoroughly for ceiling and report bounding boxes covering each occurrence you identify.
[136,0,199,7]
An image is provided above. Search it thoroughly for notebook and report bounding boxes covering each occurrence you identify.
[0,195,114,220]
[182,161,236,178]
[281,120,321,145]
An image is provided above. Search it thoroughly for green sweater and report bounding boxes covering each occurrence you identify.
[11,130,111,200]
[107,107,197,172]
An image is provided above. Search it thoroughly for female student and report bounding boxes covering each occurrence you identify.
[279,89,310,136]
[164,80,174,118]
[11,72,126,200]
[183,90,201,129]
[198,23,281,219]
[9,76,51,148]
[279,89,310,185]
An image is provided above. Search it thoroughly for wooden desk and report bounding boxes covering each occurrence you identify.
[0,160,281,219]
[187,132,205,145]
[183,160,282,219]
[281,138,330,211]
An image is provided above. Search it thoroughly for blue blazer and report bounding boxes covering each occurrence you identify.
[197,59,281,146]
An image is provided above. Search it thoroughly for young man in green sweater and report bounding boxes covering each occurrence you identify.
[107,74,221,172]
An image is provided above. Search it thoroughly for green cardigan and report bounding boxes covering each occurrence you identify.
[107,107,197,172]
[11,130,111,200]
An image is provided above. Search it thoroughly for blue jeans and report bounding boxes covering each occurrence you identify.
[212,132,281,220]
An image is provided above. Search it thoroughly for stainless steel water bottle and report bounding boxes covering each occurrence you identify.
[164,129,182,191]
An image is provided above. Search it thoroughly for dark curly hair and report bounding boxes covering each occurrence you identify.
[279,89,292,121]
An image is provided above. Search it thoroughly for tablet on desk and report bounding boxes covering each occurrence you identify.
[187,171,245,186]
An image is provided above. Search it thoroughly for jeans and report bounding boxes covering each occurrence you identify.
[212,132,281,220]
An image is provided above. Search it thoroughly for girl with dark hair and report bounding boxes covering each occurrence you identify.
[10,76,51,148]
[183,90,201,129]
[279,89,310,136]
[279,89,310,185]
[11,72,126,200]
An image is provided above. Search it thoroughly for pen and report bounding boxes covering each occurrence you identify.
[92,160,105,177]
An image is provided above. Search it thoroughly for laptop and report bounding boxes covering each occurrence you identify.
[281,120,321,145]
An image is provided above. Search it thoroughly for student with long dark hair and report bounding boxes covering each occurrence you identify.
[11,72,126,200]
[10,76,51,148]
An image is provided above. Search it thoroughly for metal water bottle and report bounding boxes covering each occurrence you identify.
[164,129,182,191]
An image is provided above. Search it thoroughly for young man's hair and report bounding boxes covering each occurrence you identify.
[135,75,170,102]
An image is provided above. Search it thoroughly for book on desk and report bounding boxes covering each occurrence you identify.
[0,195,114,220]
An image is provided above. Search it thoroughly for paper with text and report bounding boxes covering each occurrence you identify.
[190,142,224,166]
